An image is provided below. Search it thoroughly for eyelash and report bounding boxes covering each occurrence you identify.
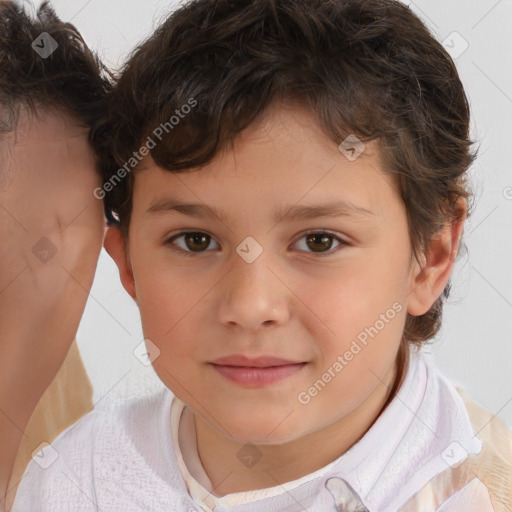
[164,230,348,258]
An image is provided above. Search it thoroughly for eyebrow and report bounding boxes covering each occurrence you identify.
[146,198,376,222]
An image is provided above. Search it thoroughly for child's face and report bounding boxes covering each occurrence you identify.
[114,105,426,444]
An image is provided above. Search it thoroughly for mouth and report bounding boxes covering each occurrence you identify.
[209,355,308,387]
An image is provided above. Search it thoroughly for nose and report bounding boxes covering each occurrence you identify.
[216,251,290,332]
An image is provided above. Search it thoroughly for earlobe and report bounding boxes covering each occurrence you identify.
[407,198,467,317]
[103,226,137,300]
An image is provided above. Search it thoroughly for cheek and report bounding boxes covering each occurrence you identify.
[133,262,206,355]
[301,265,407,365]
[300,267,389,329]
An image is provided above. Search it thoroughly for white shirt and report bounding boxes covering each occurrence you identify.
[12,347,495,512]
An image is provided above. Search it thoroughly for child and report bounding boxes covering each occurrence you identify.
[12,0,512,511]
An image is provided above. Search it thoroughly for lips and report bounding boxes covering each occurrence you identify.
[210,355,303,367]
[209,355,307,387]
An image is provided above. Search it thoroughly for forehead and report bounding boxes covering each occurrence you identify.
[0,107,94,188]
[1,107,90,160]
[7,107,89,145]
[133,105,401,221]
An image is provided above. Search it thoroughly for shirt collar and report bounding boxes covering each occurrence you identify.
[171,347,482,512]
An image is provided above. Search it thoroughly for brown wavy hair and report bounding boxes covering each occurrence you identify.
[98,0,477,348]
[0,0,111,167]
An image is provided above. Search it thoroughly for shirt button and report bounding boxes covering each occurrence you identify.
[213,506,230,512]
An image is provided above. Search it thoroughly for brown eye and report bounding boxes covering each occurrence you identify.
[294,231,346,255]
[184,232,210,251]
[306,233,334,252]
[166,231,219,254]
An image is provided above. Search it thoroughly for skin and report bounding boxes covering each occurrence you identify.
[105,104,466,495]
[0,108,104,508]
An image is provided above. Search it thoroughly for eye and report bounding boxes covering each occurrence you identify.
[293,230,347,255]
[165,230,347,257]
[165,231,219,255]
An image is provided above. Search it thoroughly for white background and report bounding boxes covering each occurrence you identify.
[39,0,512,425]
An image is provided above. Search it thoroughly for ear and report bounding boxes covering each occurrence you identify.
[103,226,137,300]
[407,197,467,316]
